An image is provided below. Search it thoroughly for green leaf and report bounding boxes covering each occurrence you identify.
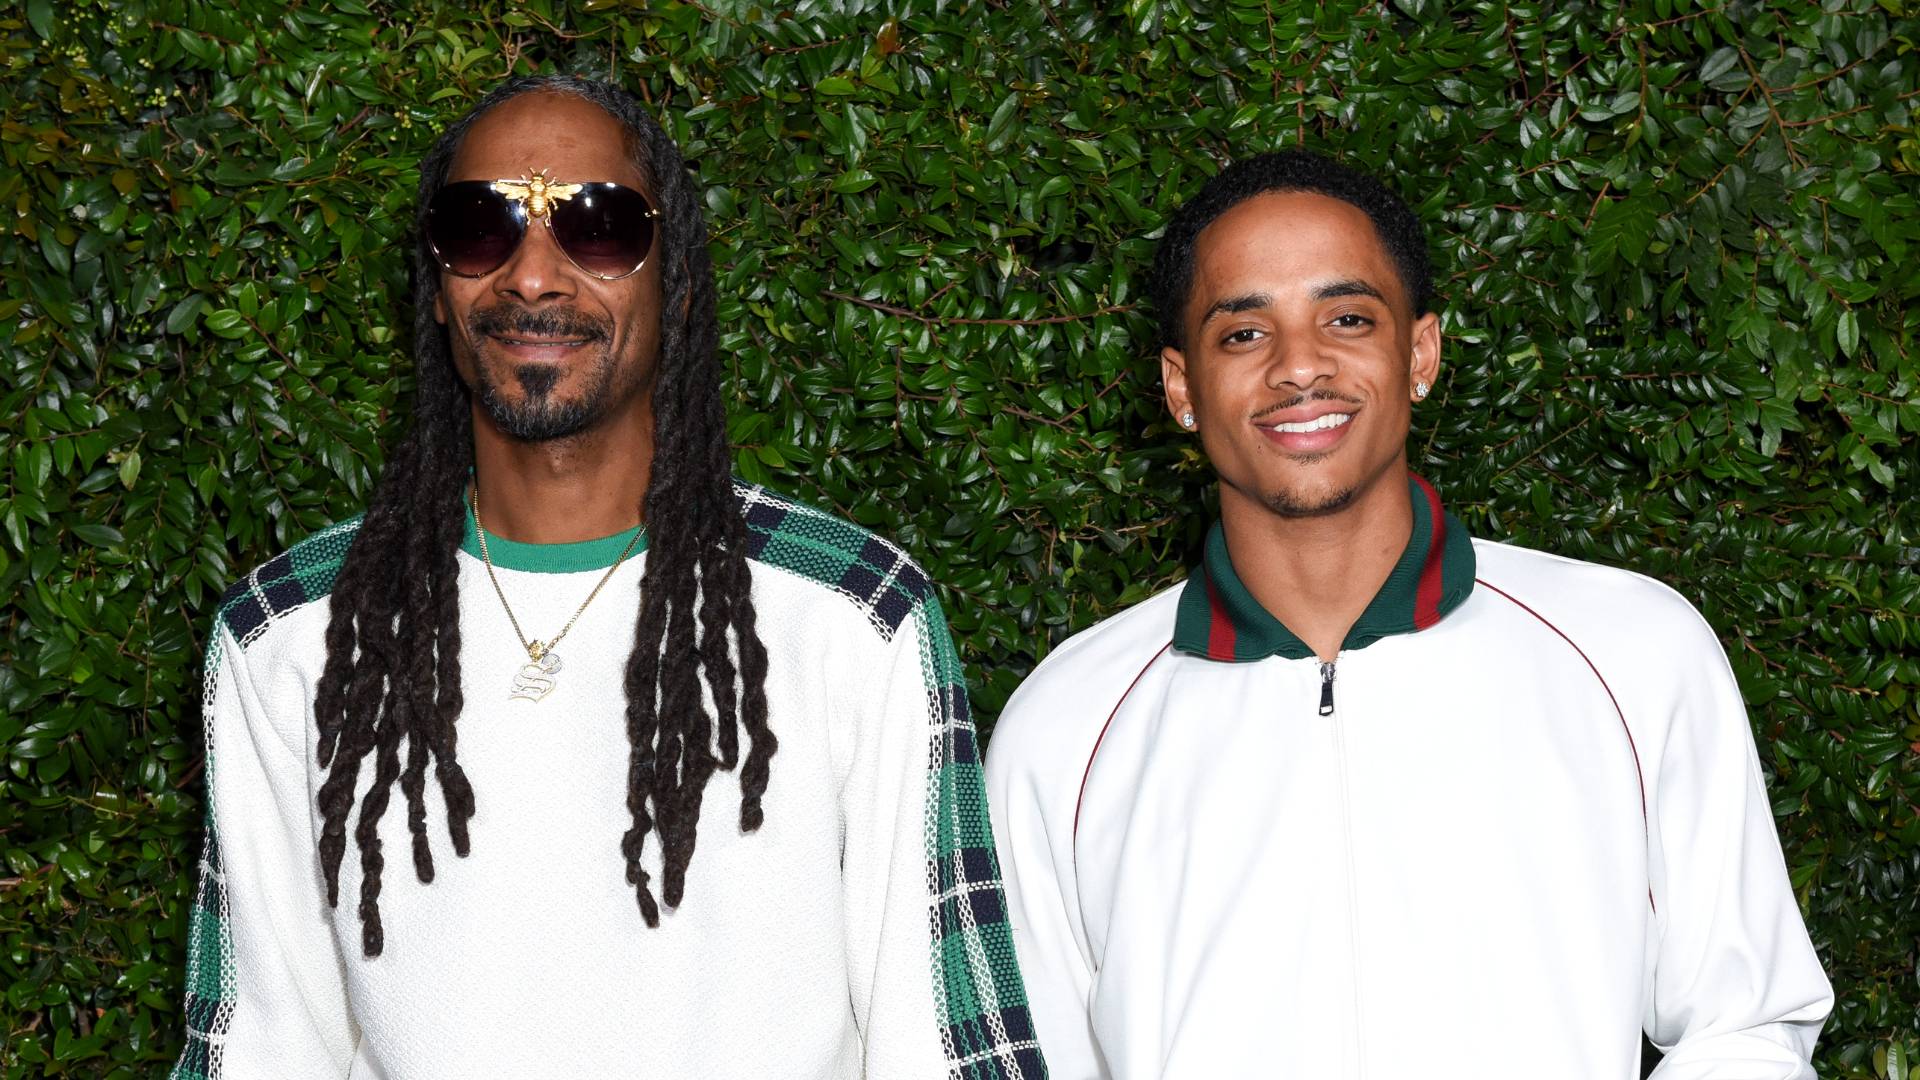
[1836,309,1859,360]
[204,308,251,338]
[69,524,124,549]
[1699,46,1741,84]
[831,170,878,194]
[984,91,1021,152]
[56,849,93,884]
[25,0,53,40]
[1588,197,1659,267]
[164,294,209,334]
[39,231,71,276]
[27,444,51,492]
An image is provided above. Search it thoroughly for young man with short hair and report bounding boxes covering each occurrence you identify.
[173,76,1044,1080]
[986,150,1830,1079]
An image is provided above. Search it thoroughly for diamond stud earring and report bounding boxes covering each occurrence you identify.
[1180,411,1195,429]
[1414,381,1430,400]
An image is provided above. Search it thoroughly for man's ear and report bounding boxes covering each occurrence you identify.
[433,290,447,326]
[1409,311,1441,399]
[1162,345,1195,430]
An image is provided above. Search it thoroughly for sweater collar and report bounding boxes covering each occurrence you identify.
[1173,475,1476,662]
[459,501,648,574]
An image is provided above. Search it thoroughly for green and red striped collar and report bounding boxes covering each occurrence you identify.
[1173,475,1476,662]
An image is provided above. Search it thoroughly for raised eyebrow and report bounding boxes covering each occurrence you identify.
[1199,293,1273,326]
[1312,279,1387,303]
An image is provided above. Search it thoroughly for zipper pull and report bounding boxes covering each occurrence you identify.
[1318,660,1337,717]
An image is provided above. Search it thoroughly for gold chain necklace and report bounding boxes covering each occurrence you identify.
[470,482,645,703]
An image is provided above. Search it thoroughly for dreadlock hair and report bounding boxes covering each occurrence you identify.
[1147,149,1435,351]
[311,75,775,957]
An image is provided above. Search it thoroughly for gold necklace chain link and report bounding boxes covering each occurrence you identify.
[470,481,645,663]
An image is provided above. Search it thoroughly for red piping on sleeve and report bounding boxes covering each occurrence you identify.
[1074,642,1174,845]
[1476,577,1656,913]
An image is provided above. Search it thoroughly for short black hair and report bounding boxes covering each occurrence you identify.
[1147,149,1434,350]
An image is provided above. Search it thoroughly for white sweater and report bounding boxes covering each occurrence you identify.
[986,481,1831,1080]
[172,482,1045,1080]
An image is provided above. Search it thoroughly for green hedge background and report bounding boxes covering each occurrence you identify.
[2,0,1916,1075]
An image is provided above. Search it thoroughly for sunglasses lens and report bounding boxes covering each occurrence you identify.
[550,184,656,278]
[427,183,521,276]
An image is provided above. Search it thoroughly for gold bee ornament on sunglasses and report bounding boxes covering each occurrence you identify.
[429,174,658,279]
[490,171,583,219]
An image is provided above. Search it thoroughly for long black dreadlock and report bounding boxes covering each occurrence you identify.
[311,75,775,957]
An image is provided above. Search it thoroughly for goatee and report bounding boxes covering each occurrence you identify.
[1261,481,1360,518]
[464,303,617,442]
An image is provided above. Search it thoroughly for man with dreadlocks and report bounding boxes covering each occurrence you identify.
[172,76,1045,1080]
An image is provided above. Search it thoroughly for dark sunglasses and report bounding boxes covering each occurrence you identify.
[426,173,660,280]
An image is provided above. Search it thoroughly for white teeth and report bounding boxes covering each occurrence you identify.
[1273,413,1352,434]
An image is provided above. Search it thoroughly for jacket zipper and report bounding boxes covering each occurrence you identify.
[1326,656,1367,1076]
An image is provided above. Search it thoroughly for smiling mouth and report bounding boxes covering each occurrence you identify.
[491,335,591,348]
[1254,405,1360,454]
[1266,412,1353,434]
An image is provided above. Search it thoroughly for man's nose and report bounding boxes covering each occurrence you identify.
[492,218,578,304]
[1265,322,1338,390]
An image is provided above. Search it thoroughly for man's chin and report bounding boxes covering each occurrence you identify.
[479,394,600,443]
[1258,481,1360,519]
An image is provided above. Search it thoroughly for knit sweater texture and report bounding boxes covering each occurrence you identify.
[172,481,1045,1080]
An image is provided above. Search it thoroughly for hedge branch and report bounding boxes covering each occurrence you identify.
[822,290,1133,326]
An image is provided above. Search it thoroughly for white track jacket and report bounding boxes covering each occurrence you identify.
[987,477,1831,1079]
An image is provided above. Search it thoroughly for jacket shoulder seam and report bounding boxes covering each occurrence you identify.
[734,481,930,643]
[215,515,363,651]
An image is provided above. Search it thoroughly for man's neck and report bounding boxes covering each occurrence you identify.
[1217,464,1414,663]
[468,406,653,544]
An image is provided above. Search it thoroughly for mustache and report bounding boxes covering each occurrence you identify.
[466,304,612,343]
[1250,390,1363,420]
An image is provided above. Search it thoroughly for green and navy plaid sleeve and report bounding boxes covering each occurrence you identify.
[172,644,237,1079]
[172,521,360,1079]
[916,596,1049,1079]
